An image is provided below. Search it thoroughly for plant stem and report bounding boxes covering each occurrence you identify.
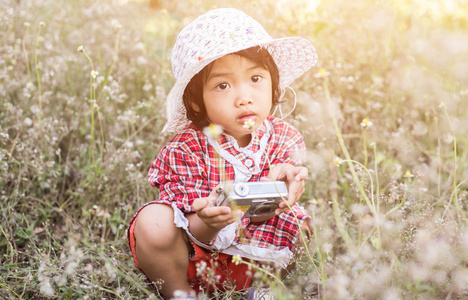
[372,143,380,220]
[0,224,15,263]
[245,130,322,281]
[0,282,22,299]
[97,110,105,162]
[362,129,368,168]
[97,26,121,102]
[323,78,374,215]
[442,179,468,221]
[81,49,97,163]
[22,26,32,82]
[90,86,95,163]
[386,179,408,217]
[323,78,381,249]
[329,161,354,248]
[253,131,321,277]
[442,107,466,221]
[34,25,44,123]
[238,259,286,289]
[311,209,327,293]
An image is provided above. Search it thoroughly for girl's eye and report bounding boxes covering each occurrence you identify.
[251,75,262,83]
[215,83,230,90]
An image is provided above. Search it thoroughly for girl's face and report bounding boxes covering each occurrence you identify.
[202,54,273,147]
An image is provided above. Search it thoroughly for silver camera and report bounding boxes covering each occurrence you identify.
[215,181,288,217]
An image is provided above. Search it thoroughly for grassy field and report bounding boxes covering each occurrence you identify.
[1,0,468,299]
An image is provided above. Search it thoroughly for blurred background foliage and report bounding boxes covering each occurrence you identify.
[1,0,468,298]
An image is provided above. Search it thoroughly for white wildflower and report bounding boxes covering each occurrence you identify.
[313,67,330,78]
[322,242,332,254]
[40,277,55,296]
[203,124,223,140]
[172,290,188,299]
[243,119,255,131]
[360,118,373,128]
[232,254,242,265]
[403,170,414,178]
[333,157,343,166]
[24,117,33,127]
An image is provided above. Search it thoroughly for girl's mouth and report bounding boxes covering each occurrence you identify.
[237,112,256,124]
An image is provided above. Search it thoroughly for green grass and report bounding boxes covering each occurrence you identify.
[1,0,468,298]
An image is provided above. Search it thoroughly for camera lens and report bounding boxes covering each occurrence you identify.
[251,202,277,215]
[234,183,249,197]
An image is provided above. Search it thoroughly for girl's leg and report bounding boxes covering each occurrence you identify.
[133,204,194,298]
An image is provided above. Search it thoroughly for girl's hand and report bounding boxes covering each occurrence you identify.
[269,163,308,215]
[192,190,240,229]
[188,186,244,243]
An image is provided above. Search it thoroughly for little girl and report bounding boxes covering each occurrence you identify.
[127,8,318,299]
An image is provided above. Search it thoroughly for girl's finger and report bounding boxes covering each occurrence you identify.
[199,206,231,218]
[203,213,240,228]
[192,198,208,211]
[294,167,308,181]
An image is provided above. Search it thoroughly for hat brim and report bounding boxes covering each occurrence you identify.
[163,36,318,133]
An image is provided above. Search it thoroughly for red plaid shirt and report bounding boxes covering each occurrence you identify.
[147,115,309,253]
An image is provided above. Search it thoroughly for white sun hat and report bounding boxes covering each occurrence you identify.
[163,8,318,133]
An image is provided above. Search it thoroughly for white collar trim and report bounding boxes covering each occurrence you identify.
[205,120,271,183]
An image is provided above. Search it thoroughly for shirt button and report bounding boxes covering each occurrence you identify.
[245,158,253,167]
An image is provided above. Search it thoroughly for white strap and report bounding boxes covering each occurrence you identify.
[272,85,297,119]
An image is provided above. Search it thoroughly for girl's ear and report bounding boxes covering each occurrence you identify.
[191,101,200,112]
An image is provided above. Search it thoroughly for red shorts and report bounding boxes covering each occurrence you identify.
[127,203,253,293]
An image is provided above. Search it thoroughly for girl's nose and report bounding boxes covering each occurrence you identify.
[234,85,253,107]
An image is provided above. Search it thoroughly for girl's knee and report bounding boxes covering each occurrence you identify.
[134,204,185,250]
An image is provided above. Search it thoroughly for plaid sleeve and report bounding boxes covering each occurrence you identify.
[148,141,210,213]
[268,118,306,166]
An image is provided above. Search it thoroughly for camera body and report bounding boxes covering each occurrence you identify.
[215,181,288,217]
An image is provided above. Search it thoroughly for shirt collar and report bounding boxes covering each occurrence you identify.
[216,117,270,151]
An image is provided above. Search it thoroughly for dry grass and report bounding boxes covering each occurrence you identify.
[1,0,468,299]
